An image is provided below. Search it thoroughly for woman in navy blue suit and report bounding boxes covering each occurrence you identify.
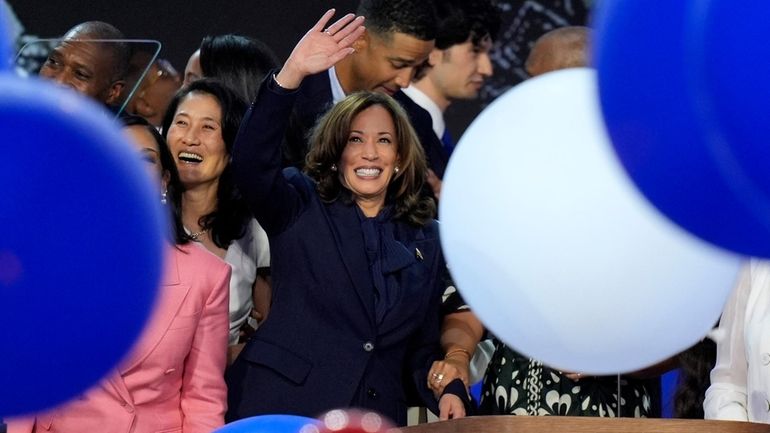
[225,10,467,426]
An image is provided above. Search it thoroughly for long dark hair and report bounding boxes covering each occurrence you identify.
[161,78,251,248]
[199,34,278,103]
[674,338,717,418]
[305,91,435,226]
[121,115,190,245]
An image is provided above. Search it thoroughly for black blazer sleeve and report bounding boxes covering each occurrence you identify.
[232,76,310,236]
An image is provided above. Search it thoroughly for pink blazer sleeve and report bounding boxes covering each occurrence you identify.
[6,417,34,433]
[182,258,231,432]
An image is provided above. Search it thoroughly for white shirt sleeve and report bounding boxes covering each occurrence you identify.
[704,262,752,421]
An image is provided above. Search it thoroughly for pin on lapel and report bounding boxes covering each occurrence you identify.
[415,248,423,261]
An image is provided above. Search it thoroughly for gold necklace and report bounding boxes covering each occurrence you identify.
[189,229,208,241]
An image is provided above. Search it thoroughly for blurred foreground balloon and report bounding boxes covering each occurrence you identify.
[214,414,320,433]
[0,0,10,71]
[595,0,770,257]
[440,68,741,374]
[0,77,165,415]
[317,409,397,433]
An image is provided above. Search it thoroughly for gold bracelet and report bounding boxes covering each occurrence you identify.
[445,348,471,359]
[273,73,287,89]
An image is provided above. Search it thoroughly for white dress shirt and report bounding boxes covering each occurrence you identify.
[402,85,445,139]
[705,260,770,423]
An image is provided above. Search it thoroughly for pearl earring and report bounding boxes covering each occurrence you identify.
[331,164,338,172]
[161,189,168,205]
[394,166,400,174]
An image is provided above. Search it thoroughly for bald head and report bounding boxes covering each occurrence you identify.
[39,21,130,105]
[64,21,130,82]
[525,26,591,77]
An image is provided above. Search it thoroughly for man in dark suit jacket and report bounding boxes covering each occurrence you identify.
[281,0,449,199]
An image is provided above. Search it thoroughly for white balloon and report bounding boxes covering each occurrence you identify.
[439,68,742,374]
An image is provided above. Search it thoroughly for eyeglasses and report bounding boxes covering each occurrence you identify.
[137,59,179,99]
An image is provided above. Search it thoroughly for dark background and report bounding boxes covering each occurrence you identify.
[9,0,588,139]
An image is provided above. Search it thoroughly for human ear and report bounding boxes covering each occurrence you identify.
[352,29,369,52]
[427,48,443,67]
[105,80,126,105]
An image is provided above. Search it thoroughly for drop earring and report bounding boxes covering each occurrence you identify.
[161,189,168,205]
[331,163,338,172]
[394,166,400,174]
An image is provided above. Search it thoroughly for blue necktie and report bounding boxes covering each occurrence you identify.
[441,129,455,155]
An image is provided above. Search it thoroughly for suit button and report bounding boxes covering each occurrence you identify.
[367,387,378,399]
[363,341,374,352]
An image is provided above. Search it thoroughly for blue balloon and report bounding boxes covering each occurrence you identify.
[0,77,165,416]
[691,1,770,215]
[594,0,770,257]
[0,0,10,71]
[214,415,319,433]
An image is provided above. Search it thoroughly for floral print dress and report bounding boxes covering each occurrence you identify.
[479,340,652,417]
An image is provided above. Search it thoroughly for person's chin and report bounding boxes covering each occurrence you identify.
[375,86,397,96]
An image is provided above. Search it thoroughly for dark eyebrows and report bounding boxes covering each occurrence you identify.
[349,129,393,136]
[387,56,418,66]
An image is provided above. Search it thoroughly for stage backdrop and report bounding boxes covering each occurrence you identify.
[8,0,589,139]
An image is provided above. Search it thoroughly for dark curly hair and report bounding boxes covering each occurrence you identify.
[433,0,501,50]
[161,78,252,249]
[305,91,435,226]
[412,0,501,81]
[357,0,437,41]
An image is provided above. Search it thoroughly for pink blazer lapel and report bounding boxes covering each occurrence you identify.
[118,245,191,374]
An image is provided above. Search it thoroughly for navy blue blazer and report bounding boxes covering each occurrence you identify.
[281,70,449,179]
[226,77,449,425]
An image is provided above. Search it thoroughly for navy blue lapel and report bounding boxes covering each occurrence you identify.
[323,199,376,326]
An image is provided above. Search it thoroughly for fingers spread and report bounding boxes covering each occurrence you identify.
[312,8,337,32]
[326,13,358,35]
[337,25,366,48]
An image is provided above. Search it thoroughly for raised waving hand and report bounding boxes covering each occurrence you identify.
[275,9,365,89]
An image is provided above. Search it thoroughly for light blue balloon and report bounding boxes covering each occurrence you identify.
[215,415,320,433]
[0,76,165,416]
[440,68,741,374]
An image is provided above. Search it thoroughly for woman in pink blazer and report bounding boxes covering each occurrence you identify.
[10,116,230,433]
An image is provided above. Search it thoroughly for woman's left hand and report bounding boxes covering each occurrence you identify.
[427,358,469,398]
[438,393,466,420]
[277,9,366,89]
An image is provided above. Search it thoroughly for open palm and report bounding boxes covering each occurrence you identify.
[278,9,365,88]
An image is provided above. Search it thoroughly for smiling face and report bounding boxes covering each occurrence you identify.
[339,104,400,215]
[39,39,124,104]
[344,31,434,96]
[122,125,169,193]
[165,92,228,189]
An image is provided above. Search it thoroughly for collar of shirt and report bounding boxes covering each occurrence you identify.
[402,85,445,139]
[328,66,346,103]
